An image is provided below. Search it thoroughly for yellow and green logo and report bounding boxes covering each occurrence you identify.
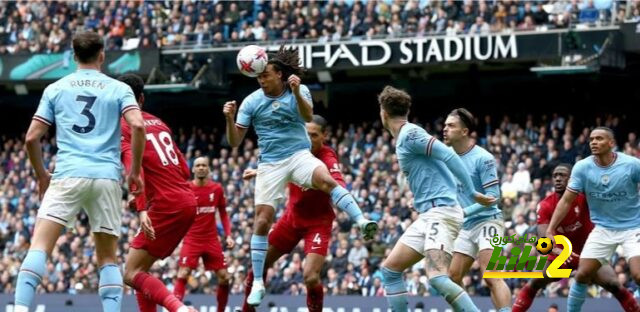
[482,234,573,279]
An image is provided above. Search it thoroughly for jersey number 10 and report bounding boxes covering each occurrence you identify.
[146,131,179,166]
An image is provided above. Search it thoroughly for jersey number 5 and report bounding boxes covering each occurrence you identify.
[146,131,179,166]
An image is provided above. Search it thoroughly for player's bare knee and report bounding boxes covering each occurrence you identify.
[217,270,230,285]
[631,271,640,285]
[303,272,321,287]
[177,267,190,279]
[254,216,272,233]
[575,269,593,284]
[123,267,140,286]
[448,269,463,285]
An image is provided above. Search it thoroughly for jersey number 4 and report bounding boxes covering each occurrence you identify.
[146,131,179,166]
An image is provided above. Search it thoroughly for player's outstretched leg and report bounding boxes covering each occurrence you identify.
[512,277,555,312]
[568,259,601,312]
[426,250,479,312]
[594,264,640,312]
[310,166,378,240]
[215,269,231,312]
[247,204,274,306]
[124,248,195,312]
[14,220,64,312]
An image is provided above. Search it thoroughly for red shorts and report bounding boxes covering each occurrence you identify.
[131,205,196,259]
[178,238,226,271]
[269,214,332,256]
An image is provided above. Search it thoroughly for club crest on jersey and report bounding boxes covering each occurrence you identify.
[210,193,214,201]
[601,174,610,186]
[271,101,281,110]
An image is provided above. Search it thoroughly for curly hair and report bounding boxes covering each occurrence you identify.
[268,45,304,81]
[378,86,412,117]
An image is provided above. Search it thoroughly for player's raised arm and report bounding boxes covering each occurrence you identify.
[289,75,313,122]
[223,100,248,148]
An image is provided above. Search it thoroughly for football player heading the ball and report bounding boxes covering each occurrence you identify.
[224,45,378,307]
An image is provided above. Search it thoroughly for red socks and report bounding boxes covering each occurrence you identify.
[306,283,324,312]
[133,272,184,312]
[135,290,157,312]
[242,270,255,312]
[613,287,640,312]
[217,283,230,312]
[513,284,537,312]
[174,277,187,302]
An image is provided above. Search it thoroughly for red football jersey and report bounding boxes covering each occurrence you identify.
[537,192,594,255]
[285,145,345,228]
[183,181,230,242]
[121,111,196,212]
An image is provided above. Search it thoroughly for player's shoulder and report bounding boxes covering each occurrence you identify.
[538,193,557,212]
[318,144,338,158]
[243,88,265,105]
[209,180,224,191]
[572,157,593,171]
[400,122,428,140]
[616,152,640,165]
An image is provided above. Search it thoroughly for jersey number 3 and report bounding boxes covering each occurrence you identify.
[147,131,179,166]
[72,95,97,134]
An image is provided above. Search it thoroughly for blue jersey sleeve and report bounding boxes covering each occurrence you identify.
[428,138,476,198]
[34,86,55,125]
[117,83,138,115]
[631,157,640,184]
[479,154,500,190]
[236,96,255,128]
[567,161,586,194]
[299,84,313,107]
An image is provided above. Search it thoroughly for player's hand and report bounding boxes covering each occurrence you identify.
[139,210,155,240]
[288,74,301,94]
[127,173,144,196]
[223,101,237,120]
[545,229,557,246]
[37,172,52,201]
[473,192,496,206]
[242,168,257,180]
[225,236,235,249]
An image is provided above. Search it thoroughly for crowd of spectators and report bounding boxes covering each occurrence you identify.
[1,0,639,54]
[1,111,639,301]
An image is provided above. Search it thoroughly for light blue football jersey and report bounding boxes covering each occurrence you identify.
[236,85,312,163]
[33,69,137,180]
[567,152,640,230]
[456,145,502,230]
[395,123,476,214]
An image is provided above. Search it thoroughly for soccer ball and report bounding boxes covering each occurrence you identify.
[536,237,553,255]
[236,45,268,77]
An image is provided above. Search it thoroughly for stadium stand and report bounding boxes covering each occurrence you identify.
[0,0,638,54]
[1,112,638,300]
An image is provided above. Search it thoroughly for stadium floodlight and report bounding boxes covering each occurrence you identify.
[529,65,598,76]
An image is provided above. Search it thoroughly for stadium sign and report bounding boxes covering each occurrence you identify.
[483,234,573,279]
[294,34,518,68]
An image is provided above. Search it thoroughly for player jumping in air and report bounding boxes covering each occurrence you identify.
[16,32,145,312]
[241,115,342,312]
[222,46,377,306]
[377,86,495,312]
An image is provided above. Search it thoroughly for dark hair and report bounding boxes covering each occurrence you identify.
[117,74,144,101]
[72,32,104,64]
[377,86,411,117]
[449,108,476,132]
[311,114,328,132]
[554,163,573,172]
[592,126,615,139]
[268,45,304,81]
